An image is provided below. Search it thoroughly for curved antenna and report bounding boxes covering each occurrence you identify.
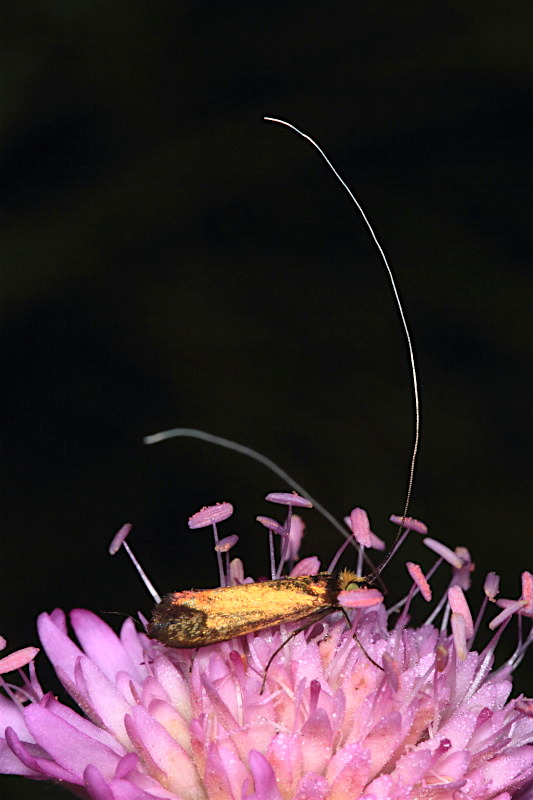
[264,117,420,578]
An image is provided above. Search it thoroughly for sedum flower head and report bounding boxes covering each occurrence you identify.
[1,502,532,800]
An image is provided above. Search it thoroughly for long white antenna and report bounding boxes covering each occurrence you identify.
[264,117,420,574]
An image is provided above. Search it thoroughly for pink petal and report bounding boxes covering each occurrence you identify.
[477,746,533,794]
[0,744,43,778]
[364,711,404,775]
[84,764,168,800]
[37,611,85,681]
[83,764,114,800]
[432,749,470,782]
[394,748,434,786]
[24,703,121,780]
[40,695,123,752]
[152,656,192,722]
[326,742,371,800]
[70,609,144,684]
[205,742,248,800]
[266,731,303,797]
[4,726,75,781]
[294,772,329,800]
[114,752,138,779]
[148,700,191,756]
[301,709,332,775]
[246,749,283,800]
[0,695,31,741]
[125,705,203,800]
[76,657,131,745]
[119,617,146,668]
[203,742,233,799]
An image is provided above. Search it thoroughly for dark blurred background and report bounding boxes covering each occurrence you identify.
[1,2,532,796]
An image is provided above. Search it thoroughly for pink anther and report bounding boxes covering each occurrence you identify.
[215,534,239,553]
[0,646,40,675]
[448,585,474,638]
[521,571,533,613]
[389,515,428,534]
[424,538,464,569]
[338,588,384,608]
[108,522,132,555]
[265,491,313,507]
[188,502,234,528]
[484,571,500,601]
[406,561,432,602]
[450,612,468,661]
[349,507,372,548]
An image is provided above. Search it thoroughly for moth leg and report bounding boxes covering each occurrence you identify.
[260,611,329,694]
[340,607,383,671]
[188,647,199,673]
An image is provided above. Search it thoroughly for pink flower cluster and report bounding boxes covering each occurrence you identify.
[1,500,532,800]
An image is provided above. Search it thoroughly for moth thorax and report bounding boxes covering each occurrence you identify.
[338,568,368,592]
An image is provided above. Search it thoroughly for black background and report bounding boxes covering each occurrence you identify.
[2,3,532,798]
